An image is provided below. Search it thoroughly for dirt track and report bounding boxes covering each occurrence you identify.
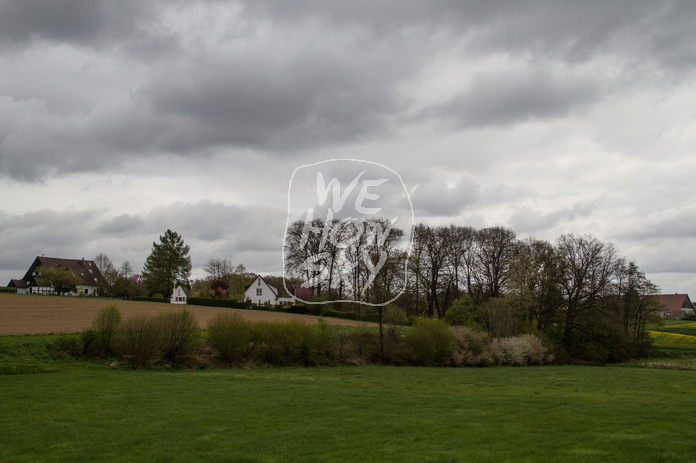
[0,294,374,335]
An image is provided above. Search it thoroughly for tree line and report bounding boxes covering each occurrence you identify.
[65,223,663,362]
[284,220,664,362]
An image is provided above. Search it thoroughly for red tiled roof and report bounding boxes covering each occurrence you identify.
[655,294,694,318]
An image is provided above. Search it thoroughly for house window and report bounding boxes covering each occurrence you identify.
[258,279,261,286]
[256,288,262,296]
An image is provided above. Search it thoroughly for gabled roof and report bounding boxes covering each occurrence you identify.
[656,294,694,318]
[21,256,104,287]
[8,279,28,288]
[172,284,188,296]
[244,275,279,297]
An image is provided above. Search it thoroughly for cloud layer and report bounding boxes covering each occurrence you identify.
[1,0,695,293]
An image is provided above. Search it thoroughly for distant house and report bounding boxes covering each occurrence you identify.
[244,275,293,306]
[656,294,695,320]
[170,284,188,304]
[10,256,104,296]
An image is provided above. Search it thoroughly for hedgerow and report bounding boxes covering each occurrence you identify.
[78,305,554,369]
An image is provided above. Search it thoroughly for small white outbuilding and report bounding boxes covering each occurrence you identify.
[170,284,188,304]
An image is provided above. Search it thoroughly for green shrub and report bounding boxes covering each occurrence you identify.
[80,329,99,356]
[0,286,16,293]
[82,305,122,356]
[207,312,251,362]
[249,320,317,366]
[114,314,160,369]
[383,304,408,326]
[403,319,453,366]
[314,317,339,364]
[52,334,81,357]
[444,294,481,328]
[450,326,495,366]
[343,327,380,364]
[287,305,308,314]
[491,334,550,366]
[306,304,323,316]
[154,309,201,363]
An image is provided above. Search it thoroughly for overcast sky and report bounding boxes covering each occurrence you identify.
[1,0,695,294]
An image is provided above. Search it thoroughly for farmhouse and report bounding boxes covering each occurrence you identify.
[656,293,695,320]
[244,275,293,306]
[9,256,104,296]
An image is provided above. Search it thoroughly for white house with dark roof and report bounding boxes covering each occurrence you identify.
[244,275,294,306]
[10,256,104,296]
[170,284,188,304]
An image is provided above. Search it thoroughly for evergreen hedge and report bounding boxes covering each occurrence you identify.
[187,298,252,309]
[132,296,169,304]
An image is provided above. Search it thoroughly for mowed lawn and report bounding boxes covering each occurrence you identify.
[2,366,695,462]
[0,293,373,335]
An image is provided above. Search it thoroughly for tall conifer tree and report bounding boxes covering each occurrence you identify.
[143,229,192,297]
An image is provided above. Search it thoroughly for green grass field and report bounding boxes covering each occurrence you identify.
[2,332,696,462]
[1,360,696,461]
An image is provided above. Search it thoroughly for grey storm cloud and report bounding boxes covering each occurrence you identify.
[411,178,480,218]
[509,201,598,234]
[1,0,694,182]
[612,206,696,241]
[248,0,696,69]
[0,209,97,279]
[97,214,145,234]
[2,0,691,71]
[0,201,290,283]
[0,0,178,58]
[136,46,410,153]
[144,201,287,250]
[432,70,600,128]
[1,0,696,293]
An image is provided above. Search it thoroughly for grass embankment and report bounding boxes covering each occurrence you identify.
[0,333,90,374]
[1,363,695,462]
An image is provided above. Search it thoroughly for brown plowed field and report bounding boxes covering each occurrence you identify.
[0,293,374,335]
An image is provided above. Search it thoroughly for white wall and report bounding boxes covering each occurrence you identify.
[244,277,278,305]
